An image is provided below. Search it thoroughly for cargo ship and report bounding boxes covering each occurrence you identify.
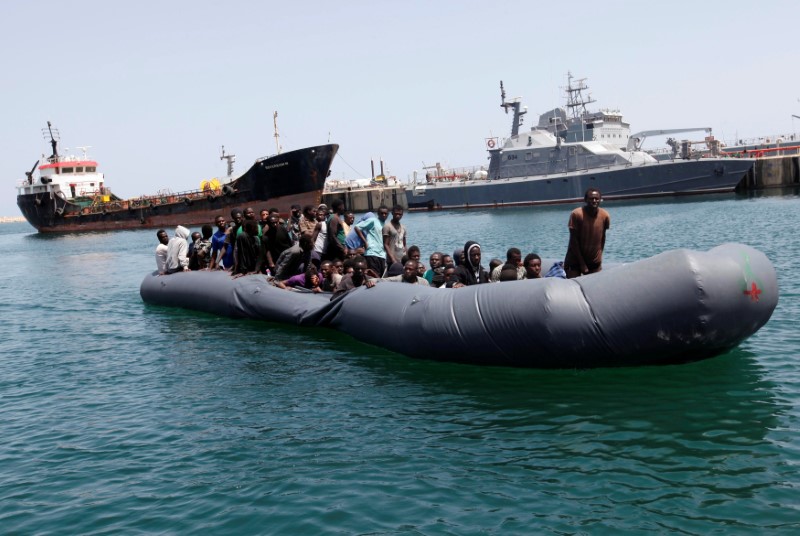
[16,122,338,233]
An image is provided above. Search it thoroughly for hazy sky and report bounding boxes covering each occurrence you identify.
[4,0,799,217]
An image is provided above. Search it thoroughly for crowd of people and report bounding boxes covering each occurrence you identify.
[155,188,610,300]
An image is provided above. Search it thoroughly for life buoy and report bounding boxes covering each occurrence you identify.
[222,184,234,196]
[487,139,496,149]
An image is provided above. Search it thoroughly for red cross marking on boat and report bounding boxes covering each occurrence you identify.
[743,282,762,302]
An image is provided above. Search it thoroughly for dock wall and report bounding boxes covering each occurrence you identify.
[741,155,800,189]
[322,186,407,212]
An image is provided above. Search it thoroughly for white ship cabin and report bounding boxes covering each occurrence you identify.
[18,151,106,200]
[583,109,631,149]
[501,126,656,166]
[535,107,631,150]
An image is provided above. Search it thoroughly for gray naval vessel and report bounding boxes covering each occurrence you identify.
[407,75,755,210]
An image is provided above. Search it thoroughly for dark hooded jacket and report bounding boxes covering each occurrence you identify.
[454,240,489,285]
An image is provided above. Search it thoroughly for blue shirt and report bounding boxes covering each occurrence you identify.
[355,216,386,258]
[211,229,232,269]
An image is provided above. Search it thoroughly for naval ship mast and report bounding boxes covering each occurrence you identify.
[500,81,527,137]
[563,72,597,143]
[564,71,596,121]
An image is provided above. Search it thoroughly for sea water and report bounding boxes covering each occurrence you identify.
[1,190,799,534]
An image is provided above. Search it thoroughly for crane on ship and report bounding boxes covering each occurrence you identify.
[627,127,712,152]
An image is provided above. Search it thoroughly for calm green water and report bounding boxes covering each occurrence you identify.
[1,191,799,534]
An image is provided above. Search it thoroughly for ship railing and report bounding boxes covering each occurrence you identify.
[79,185,224,215]
[720,144,800,158]
[721,133,800,147]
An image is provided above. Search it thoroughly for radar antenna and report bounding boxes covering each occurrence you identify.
[75,146,92,160]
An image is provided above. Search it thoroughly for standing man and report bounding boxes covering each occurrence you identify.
[261,214,293,274]
[210,215,231,270]
[220,208,244,270]
[288,204,302,245]
[311,204,328,268]
[299,204,318,237]
[564,188,610,278]
[258,209,270,232]
[233,220,261,276]
[325,198,348,261]
[241,207,262,238]
[354,205,390,277]
[382,204,407,267]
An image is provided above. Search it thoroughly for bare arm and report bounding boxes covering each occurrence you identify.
[384,233,396,264]
[354,226,367,248]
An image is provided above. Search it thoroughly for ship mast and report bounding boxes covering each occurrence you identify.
[40,121,61,175]
[273,111,282,154]
[220,145,236,177]
[564,71,595,121]
[43,121,61,165]
[500,81,527,137]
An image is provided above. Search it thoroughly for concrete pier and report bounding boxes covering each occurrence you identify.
[322,185,407,212]
[740,155,800,189]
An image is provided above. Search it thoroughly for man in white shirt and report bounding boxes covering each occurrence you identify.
[155,229,169,274]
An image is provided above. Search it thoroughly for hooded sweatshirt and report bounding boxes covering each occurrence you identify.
[454,240,489,285]
[165,225,191,272]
